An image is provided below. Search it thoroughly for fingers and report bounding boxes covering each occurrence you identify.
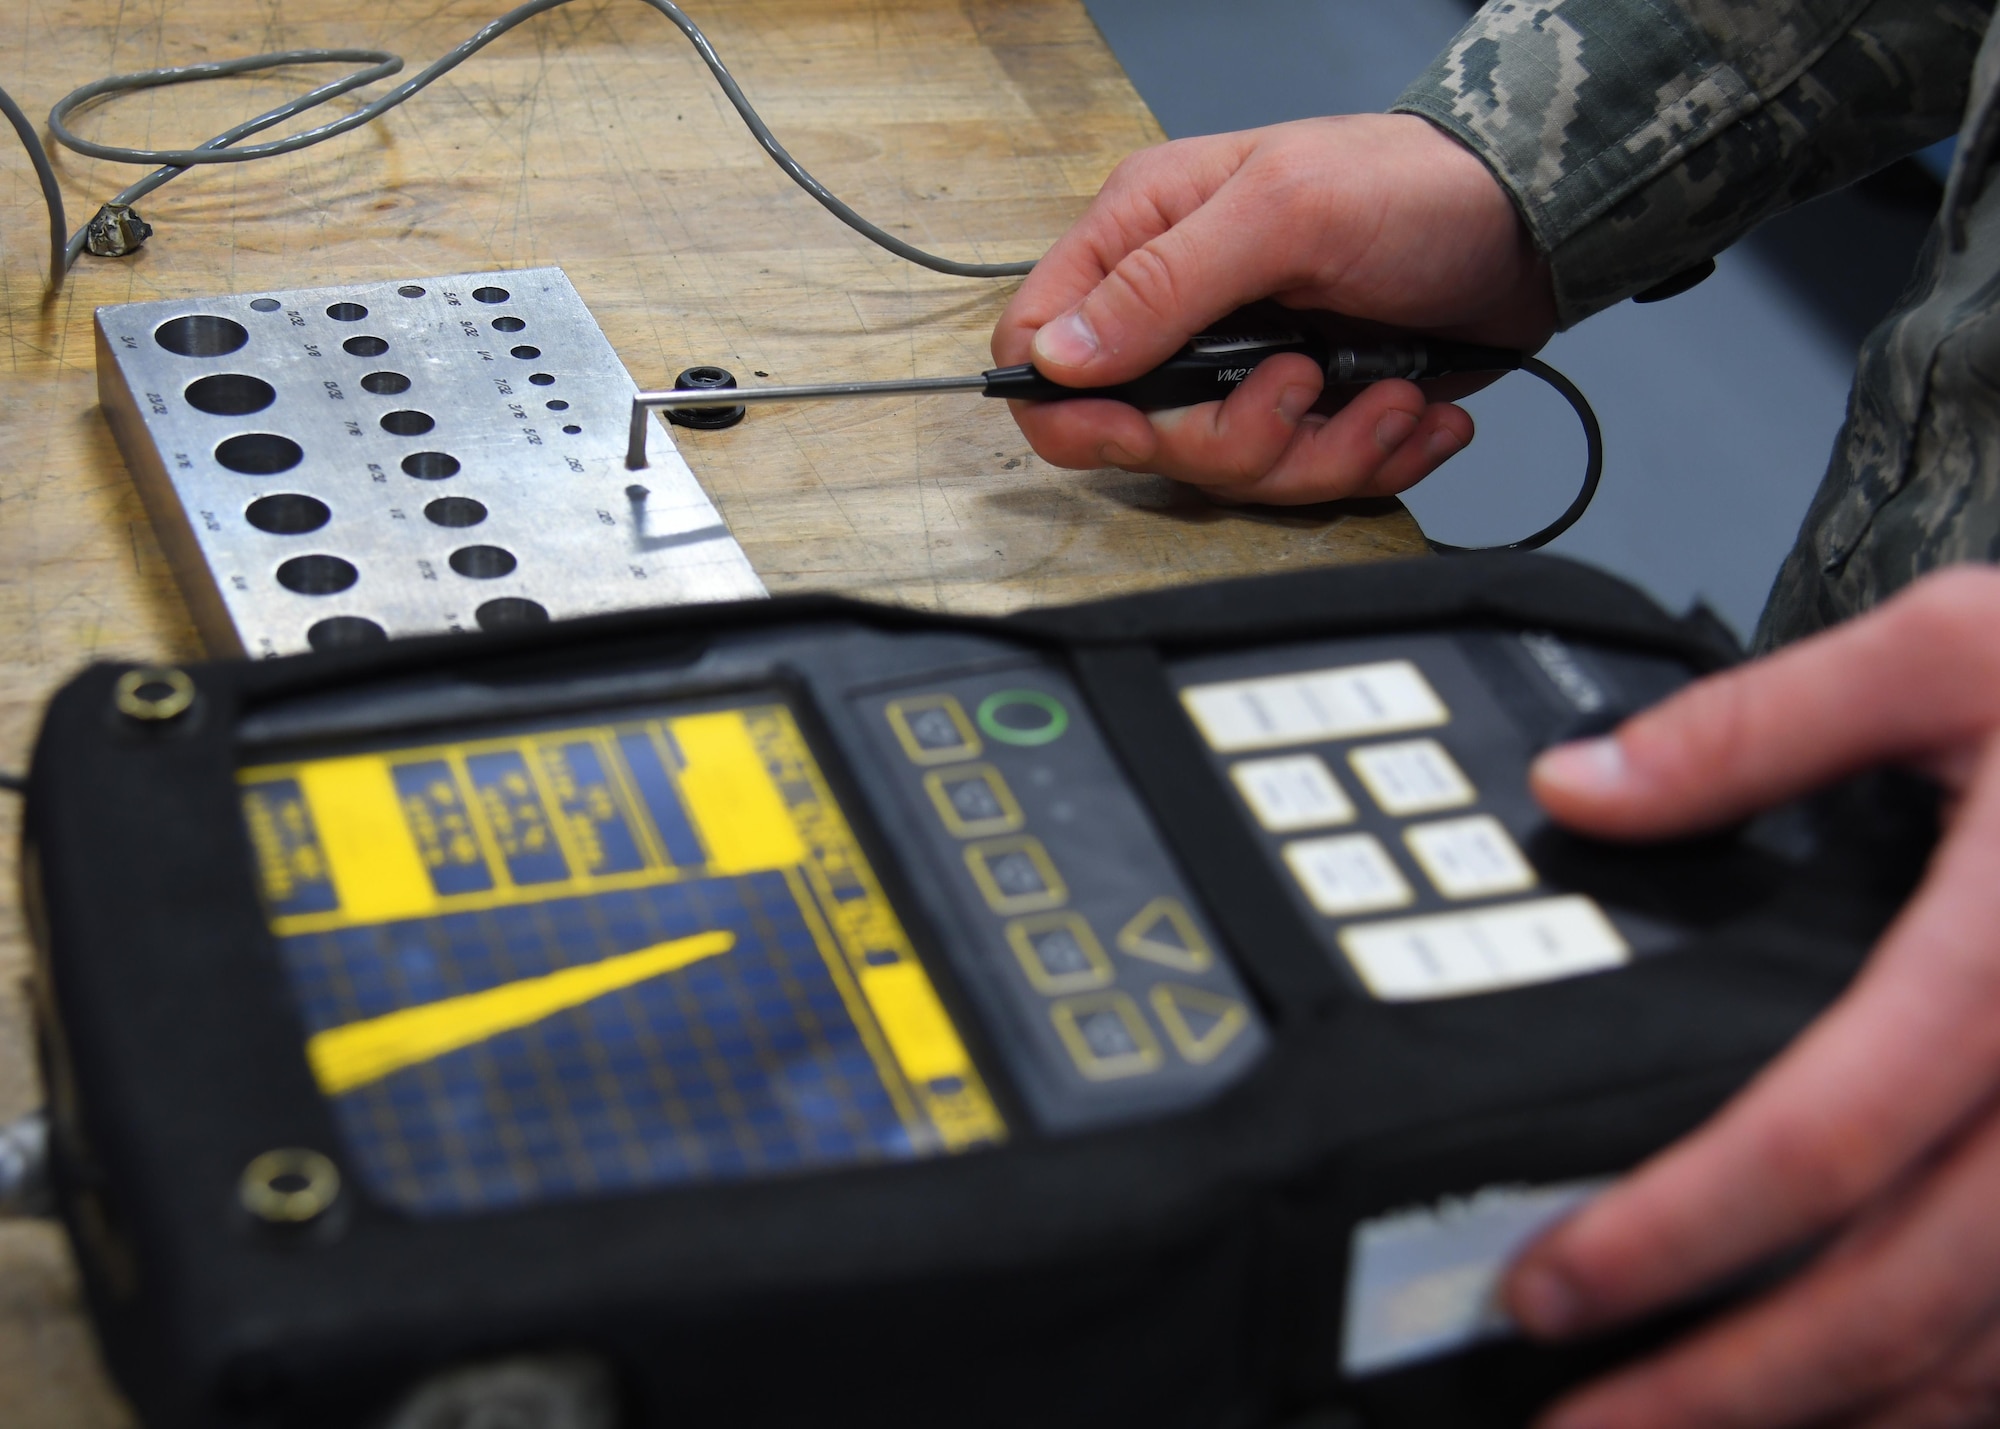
[1843,1312,2000,1428]
[1004,352,1324,475]
[996,113,1557,383]
[1503,568,2000,1357]
[1004,356,1472,503]
[1505,738,2000,1351]
[991,114,1553,499]
[992,134,1254,370]
[1531,566,2000,841]
[1528,1098,2000,1429]
[1195,384,1472,505]
[1025,182,1309,385]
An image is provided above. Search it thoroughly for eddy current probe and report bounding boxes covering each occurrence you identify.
[629,330,1604,553]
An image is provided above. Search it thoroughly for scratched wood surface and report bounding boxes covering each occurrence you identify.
[0,1,1423,1421]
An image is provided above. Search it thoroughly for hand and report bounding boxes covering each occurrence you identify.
[991,114,1556,504]
[1505,566,2000,1428]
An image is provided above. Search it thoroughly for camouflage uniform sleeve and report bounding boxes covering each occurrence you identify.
[1393,0,1993,328]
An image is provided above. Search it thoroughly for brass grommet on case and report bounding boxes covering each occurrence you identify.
[239,1148,341,1225]
[112,666,195,723]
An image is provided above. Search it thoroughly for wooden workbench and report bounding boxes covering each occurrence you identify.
[0,2,1421,1421]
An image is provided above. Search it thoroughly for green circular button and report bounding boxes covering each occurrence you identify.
[977,689,1069,747]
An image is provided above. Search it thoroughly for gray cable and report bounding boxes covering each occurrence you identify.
[0,81,67,291]
[31,0,1036,282]
[53,49,402,272]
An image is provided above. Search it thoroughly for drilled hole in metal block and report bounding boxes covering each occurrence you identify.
[326,303,368,322]
[103,265,762,656]
[380,410,436,437]
[250,298,283,314]
[473,286,510,304]
[185,373,276,416]
[397,285,426,298]
[425,496,487,528]
[156,314,249,357]
[308,616,388,650]
[245,493,330,535]
[276,554,358,595]
[401,451,460,480]
[476,597,548,630]
[562,425,581,435]
[216,433,304,475]
[510,345,541,360]
[450,544,517,579]
[343,335,389,358]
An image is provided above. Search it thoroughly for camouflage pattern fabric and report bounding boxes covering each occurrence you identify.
[1393,0,2000,645]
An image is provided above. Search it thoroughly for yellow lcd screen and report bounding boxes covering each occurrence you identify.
[238,696,1005,1216]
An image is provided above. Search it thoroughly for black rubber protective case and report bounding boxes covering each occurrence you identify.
[18,554,1934,1429]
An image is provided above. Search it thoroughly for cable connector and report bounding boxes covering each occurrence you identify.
[84,203,153,258]
[0,1110,51,1218]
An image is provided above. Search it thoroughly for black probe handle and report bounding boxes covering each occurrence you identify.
[981,332,1521,411]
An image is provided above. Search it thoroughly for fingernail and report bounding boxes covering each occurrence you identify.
[1510,1265,1585,1338]
[1374,408,1418,452]
[1428,427,1465,460]
[1532,737,1628,796]
[1034,310,1099,368]
[1278,384,1317,425]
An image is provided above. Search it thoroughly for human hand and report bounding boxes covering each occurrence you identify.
[991,113,1556,504]
[1505,566,2000,1428]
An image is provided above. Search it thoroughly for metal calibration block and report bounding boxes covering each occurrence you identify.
[96,267,764,657]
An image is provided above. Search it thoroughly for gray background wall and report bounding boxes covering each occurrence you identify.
[1079,0,1939,640]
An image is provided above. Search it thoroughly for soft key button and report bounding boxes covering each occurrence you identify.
[1116,897,1213,973]
[964,836,1067,914]
[1348,739,1475,816]
[1008,913,1113,994]
[924,764,1023,838]
[1340,896,1630,1000]
[886,695,982,765]
[1181,660,1448,753]
[1283,834,1413,917]
[1404,816,1536,900]
[976,689,1069,747]
[1051,993,1163,1079]
[1230,754,1356,832]
[1150,985,1251,1065]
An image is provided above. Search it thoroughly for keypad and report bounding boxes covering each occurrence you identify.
[1178,633,1640,1002]
[864,664,1267,1132]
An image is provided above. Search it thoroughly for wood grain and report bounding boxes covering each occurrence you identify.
[0,2,1422,1420]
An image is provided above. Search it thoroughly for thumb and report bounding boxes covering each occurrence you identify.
[1030,194,1291,387]
[1530,567,2000,840]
